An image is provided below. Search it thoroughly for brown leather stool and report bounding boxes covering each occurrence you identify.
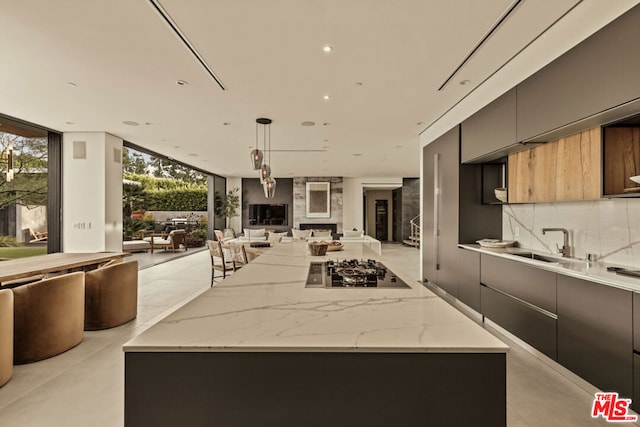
[84,260,138,330]
[12,272,85,364]
[0,289,13,386]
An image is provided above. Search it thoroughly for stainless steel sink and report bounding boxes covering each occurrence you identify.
[509,252,582,264]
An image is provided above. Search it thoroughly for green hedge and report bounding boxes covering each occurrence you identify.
[124,173,208,211]
[146,188,207,211]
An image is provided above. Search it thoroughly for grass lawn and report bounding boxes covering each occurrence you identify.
[0,246,48,259]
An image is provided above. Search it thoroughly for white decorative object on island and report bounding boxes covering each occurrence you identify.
[339,233,382,254]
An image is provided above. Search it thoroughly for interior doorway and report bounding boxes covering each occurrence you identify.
[362,186,400,242]
[375,200,388,241]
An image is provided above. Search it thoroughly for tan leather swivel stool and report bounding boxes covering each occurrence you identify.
[0,289,13,386]
[12,272,85,364]
[84,260,138,330]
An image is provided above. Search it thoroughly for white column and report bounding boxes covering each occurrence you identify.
[62,132,123,252]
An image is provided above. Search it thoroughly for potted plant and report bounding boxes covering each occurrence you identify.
[219,188,240,235]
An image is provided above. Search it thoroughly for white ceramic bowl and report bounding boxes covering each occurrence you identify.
[494,187,507,203]
[630,176,640,184]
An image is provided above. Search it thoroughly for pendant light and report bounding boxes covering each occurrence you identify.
[263,176,276,198]
[257,118,272,182]
[250,120,265,170]
[258,118,276,198]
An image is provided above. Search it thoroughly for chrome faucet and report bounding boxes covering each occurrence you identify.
[542,228,570,257]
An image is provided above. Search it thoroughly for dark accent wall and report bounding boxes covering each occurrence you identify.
[241,178,293,233]
[208,175,226,238]
[47,131,62,253]
[401,178,420,242]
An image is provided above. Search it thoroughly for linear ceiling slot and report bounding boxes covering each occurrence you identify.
[148,0,226,91]
[438,0,523,91]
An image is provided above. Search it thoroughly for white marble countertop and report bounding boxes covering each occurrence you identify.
[124,242,508,353]
[460,243,640,293]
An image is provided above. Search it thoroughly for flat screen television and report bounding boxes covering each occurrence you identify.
[248,204,288,226]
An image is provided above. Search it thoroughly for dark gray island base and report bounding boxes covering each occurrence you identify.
[125,351,505,427]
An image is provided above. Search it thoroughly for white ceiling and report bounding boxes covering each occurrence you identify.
[0,0,637,178]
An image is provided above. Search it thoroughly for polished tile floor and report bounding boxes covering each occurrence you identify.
[0,243,637,426]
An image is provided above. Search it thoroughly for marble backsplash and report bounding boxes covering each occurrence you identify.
[503,199,640,267]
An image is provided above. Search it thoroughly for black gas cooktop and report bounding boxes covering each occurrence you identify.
[305,259,410,288]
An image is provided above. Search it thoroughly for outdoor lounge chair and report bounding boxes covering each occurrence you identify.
[28,228,48,243]
[143,229,187,253]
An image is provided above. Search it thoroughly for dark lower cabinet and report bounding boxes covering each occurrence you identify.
[480,254,556,314]
[481,285,557,360]
[557,275,633,399]
[634,354,640,413]
[458,248,480,312]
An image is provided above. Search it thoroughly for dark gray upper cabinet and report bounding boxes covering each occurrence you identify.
[517,5,640,142]
[461,88,518,163]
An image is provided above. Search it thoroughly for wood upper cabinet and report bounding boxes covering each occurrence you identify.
[508,127,601,203]
[603,126,640,196]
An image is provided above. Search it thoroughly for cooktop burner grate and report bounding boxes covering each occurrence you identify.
[305,259,410,288]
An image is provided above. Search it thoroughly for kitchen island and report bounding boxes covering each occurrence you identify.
[124,242,508,427]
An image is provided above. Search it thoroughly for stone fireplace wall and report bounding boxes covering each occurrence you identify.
[293,177,343,233]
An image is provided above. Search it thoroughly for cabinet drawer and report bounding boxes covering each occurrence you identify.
[634,292,640,352]
[480,255,556,313]
[458,248,480,312]
[557,275,632,398]
[481,285,557,360]
[634,353,640,413]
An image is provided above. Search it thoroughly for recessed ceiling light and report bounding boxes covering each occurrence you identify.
[65,121,75,125]
[459,79,471,85]
[176,80,188,86]
[323,95,330,100]
[323,139,329,142]
[322,146,329,149]
[323,45,332,53]
[122,121,139,126]
[145,122,152,126]
[352,153,363,157]
[355,82,364,86]
[396,145,403,148]
[301,121,315,126]
[66,82,77,87]
[417,121,424,126]
[174,145,180,148]
[223,122,231,126]
[323,122,330,126]
[188,153,198,157]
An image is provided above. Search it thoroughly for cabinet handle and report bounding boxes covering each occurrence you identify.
[433,153,440,271]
